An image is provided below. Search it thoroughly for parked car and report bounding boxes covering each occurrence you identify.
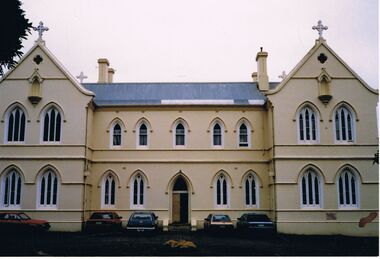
[0,212,50,234]
[204,214,234,231]
[85,211,123,232]
[126,212,158,233]
[236,213,276,235]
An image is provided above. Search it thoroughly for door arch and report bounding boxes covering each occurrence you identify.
[172,176,189,224]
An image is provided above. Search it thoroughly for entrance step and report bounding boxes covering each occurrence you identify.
[168,224,191,232]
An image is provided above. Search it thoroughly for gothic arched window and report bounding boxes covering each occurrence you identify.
[298,107,318,142]
[139,123,148,146]
[43,107,61,142]
[175,123,185,146]
[300,169,321,207]
[103,174,116,207]
[335,106,355,142]
[338,169,359,207]
[245,174,258,207]
[239,123,249,147]
[213,123,222,146]
[39,170,58,207]
[1,169,22,207]
[215,174,229,207]
[112,123,122,146]
[6,107,26,142]
[131,174,145,207]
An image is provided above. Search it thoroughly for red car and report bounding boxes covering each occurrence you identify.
[0,212,50,233]
[85,211,123,232]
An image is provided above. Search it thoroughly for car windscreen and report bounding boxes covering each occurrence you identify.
[131,214,152,220]
[212,215,231,222]
[246,215,270,222]
[90,213,113,219]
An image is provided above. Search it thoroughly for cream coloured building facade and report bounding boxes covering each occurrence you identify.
[0,25,378,236]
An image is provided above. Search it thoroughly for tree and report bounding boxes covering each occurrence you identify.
[0,0,32,76]
[374,150,379,165]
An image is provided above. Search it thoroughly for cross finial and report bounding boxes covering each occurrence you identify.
[278,71,287,80]
[33,21,49,41]
[76,71,88,83]
[312,20,328,39]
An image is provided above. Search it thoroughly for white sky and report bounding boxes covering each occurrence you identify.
[20,0,378,89]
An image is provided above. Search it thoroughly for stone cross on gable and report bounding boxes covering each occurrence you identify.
[278,71,287,80]
[312,20,328,39]
[33,21,49,41]
[76,71,88,83]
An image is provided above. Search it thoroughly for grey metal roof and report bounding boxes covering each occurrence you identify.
[83,82,269,106]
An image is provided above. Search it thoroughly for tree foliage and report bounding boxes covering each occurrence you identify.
[374,150,379,165]
[0,0,32,76]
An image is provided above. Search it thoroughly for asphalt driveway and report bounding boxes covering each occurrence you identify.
[0,230,378,256]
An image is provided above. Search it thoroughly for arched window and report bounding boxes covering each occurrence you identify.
[175,123,185,146]
[213,123,222,146]
[1,169,22,207]
[103,174,116,207]
[298,107,318,142]
[139,123,148,146]
[239,123,248,147]
[300,170,321,207]
[112,123,122,146]
[338,169,359,207]
[245,174,258,207]
[335,106,355,142]
[131,174,145,207]
[39,170,58,207]
[215,174,229,207]
[42,107,61,142]
[6,107,26,142]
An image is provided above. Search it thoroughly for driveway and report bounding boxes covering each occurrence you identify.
[0,231,378,256]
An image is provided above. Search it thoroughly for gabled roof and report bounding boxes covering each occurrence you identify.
[83,82,267,106]
[267,39,378,95]
[0,40,94,96]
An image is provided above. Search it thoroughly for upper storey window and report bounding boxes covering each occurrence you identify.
[42,107,61,142]
[139,123,148,146]
[298,107,318,143]
[112,123,122,147]
[334,106,355,142]
[239,123,249,147]
[213,123,222,146]
[6,107,26,143]
[175,123,185,146]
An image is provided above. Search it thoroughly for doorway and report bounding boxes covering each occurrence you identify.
[172,176,189,224]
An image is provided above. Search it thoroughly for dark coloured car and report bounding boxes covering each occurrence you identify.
[236,213,276,235]
[204,214,234,231]
[85,211,123,232]
[0,212,50,233]
[126,212,158,233]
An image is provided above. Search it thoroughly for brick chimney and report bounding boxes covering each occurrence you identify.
[256,47,269,91]
[97,58,109,83]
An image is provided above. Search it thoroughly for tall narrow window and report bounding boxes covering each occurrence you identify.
[216,174,228,207]
[139,124,148,146]
[298,107,318,142]
[39,170,58,207]
[338,169,358,207]
[239,123,248,147]
[213,123,222,146]
[112,123,121,146]
[1,170,22,207]
[43,107,61,142]
[103,174,116,207]
[245,174,258,207]
[300,170,321,207]
[175,123,185,146]
[335,106,354,142]
[7,107,26,142]
[132,174,145,207]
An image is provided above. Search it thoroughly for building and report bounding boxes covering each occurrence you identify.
[0,21,378,236]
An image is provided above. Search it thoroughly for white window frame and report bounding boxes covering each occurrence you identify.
[40,106,62,144]
[211,122,224,148]
[244,173,259,208]
[299,169,322,208]
[337,169,360,208]
[297,106,319,144]
[37,170,59,209]
[238,122,250,148]
[110,121,123,149]
[4,106,27,144]
[173,121,187,148]
[130,174,145,209]
[101,174,116,208]
[214,174,230,208]
[0,169,22,209]
[136,122,149,149]
[334,106,356,143]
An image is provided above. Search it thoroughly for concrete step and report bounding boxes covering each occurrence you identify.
[168,224,192,232]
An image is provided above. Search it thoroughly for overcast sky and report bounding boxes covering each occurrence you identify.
[20,0,378,89]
